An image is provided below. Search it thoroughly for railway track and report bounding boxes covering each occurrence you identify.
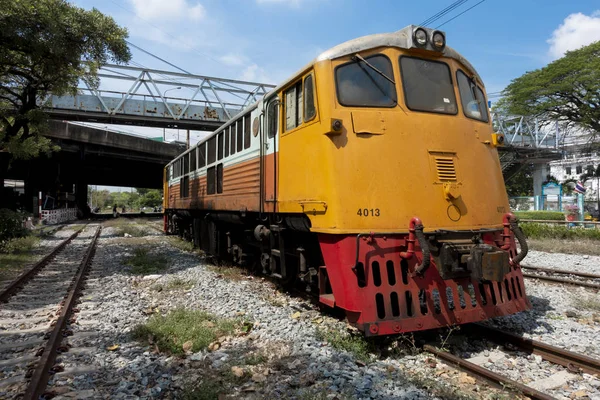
[522,265,600,289]
[424,323,600,400]
[0,225,101,399]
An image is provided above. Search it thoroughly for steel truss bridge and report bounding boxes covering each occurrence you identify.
[41,64,276,131]
[491,113,563,180]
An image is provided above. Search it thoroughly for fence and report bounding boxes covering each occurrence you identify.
[510,196,598,213]
[41,208,77,225]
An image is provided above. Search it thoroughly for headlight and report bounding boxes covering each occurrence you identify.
[414,28,428,46]
[432,31,446,50]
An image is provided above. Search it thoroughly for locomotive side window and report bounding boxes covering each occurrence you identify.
[217,132,224,161]
[400,56,457,114]
[237,119,243,152]
[456,70,489,122]
[183,153,190,174]
[208,136,216,165]
[284,81,303,131]
[198,142,206,168]
[230,124,236,155]
[181,176,189,197]
[304,74,316,121]
[335,54,396,107]
[217,164,223,193]
[244,114,251,149]
[224,127,230,157]
[207,166,216,195]
[190,148,197,171]
[267,100,278,139]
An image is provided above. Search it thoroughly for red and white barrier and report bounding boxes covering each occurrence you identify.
[40,208,77,225]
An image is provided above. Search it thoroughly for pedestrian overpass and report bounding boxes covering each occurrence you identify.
[41,64,276,131]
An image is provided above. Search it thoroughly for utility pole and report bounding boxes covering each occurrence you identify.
[187,129,190,149]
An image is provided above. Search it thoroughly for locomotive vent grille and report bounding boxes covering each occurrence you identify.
[434,156,457,182]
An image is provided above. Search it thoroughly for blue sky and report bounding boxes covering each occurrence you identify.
[72,0,600,97]
[72,0,600,191]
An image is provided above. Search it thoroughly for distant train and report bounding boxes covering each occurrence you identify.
[163,25,530,336]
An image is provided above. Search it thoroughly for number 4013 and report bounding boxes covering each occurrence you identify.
[357,208,380,217]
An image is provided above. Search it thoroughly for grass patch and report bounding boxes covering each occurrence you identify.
[527,238,600,256]
[521,223,600,241]
[167,277,193,290]
[514,211,565,220]
[0,253,37,282]
[132,308,237,355]
[104,219,147,237]
[167,236,196,252]
[0,236,40,282]
[244,353,267,366]
[125,247,168,274]
[573,296,600,312]
[0,235,39,254]
[181,380,224,400]
[316,328,375,363]
[208,264,246,281]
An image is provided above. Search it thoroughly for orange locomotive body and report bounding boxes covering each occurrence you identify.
[164,25,530,336]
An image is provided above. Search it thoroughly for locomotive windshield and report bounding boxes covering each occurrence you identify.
[400,56,457,114]
[335,54,397,107]
[456,70,489,122]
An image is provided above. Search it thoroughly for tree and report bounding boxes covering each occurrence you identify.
[498,41,600,137]
[505,163,534,197]
[138,189,162,208]
[0,0,130,163]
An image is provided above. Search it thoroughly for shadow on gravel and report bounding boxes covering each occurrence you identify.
[486,295,555,336]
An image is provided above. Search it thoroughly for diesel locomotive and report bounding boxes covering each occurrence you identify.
[163,25,530,336]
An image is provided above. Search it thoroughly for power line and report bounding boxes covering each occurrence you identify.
[436,0,488,28]
[420,0,469,27]
[126,40,192,75]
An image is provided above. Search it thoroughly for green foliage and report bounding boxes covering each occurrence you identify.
[513,211,565,220]
[0,208,29,242]
[138,189,162,208]
[125,247,168,274]
[181,381,223,400]
[505,163,533,196]
[0,0,131,160]
[89,188,162,211]
[498,41,600,134]
[132,309,237,355]
[0,235,38,254]
[521,223,600,240]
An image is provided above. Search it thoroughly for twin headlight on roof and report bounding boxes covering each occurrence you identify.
[412,26,446,51]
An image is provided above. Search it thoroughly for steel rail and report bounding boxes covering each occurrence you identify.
[423,344,554,400]
[0,225,86,303]
[522,265,600,279]
[522,272,600,289]
[23,226,101,400]
[468,324,600,376]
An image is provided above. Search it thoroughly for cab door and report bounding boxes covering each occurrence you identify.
[262,98,279,213]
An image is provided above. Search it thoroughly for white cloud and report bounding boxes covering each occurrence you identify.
[128,0,205,21]
[218,53,248,67]
[240,64,275,83]
[548,10,600,59]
